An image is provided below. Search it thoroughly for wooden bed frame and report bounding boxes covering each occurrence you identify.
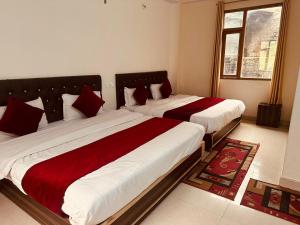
[115,70,242,151]
[203,116,241,150]
[0,75,205,225]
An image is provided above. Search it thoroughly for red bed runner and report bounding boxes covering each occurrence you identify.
[21,117,182,216]
[163,97,225,121]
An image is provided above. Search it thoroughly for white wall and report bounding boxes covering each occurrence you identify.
[281,67,300,189]
[0,0,180,109]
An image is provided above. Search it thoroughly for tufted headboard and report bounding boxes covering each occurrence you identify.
[0,75,102,123]
[115,71,168,109]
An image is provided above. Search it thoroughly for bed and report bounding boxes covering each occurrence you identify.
[0,75,205,225]
[115,71,245,150]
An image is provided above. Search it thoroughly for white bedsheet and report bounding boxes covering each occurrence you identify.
[126,94,246,133]
[0,109,205,225]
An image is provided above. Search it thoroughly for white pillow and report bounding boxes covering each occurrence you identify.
[62,91,102,122]
[0,107,5,118]
[124,87,137,107]
[0,97,48,129]
[28,98,48,128]
[150,83,163,100]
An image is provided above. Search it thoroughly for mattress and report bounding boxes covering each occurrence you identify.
[0,109,205,225]
[125,94,246,133]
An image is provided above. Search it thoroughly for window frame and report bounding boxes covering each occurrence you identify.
[220,3,283,81]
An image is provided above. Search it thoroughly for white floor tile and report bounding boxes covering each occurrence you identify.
[142,194,221,225]
[217,217,244,225]
[0,193,39,225]
[142,121,290,225]
[222,203,272,225]
[169,183,230,217]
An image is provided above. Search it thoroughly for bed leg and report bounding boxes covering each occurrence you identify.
[200,141,206,161]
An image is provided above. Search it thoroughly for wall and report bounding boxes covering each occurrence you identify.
[177,0,216,97]
[177,0,300,123]
[0,0,180,109]
[281,67,300,190]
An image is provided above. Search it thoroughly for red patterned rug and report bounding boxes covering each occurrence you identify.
[183,138,259,200]
[241,179,300,225]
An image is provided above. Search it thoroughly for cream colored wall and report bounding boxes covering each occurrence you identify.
[0,0,180,109]
[177,0,217,97]
[280,0,300,123]
[177,0,300,122]
[168,3,181,91]
[220,79,271,117]
[281,67,300,190]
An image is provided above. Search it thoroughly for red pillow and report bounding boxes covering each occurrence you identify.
[160,79,172,99]
[133,85,149,105]
[72,85,105,118]
[0,97,44,136]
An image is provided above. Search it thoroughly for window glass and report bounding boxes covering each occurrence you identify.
[224,11,244,29]
[223,33,240,76]
[241,6,282,79]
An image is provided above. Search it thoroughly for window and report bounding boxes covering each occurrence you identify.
[221,4,283,80]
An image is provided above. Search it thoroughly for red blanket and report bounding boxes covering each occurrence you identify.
[163,97,225,121]
[21,117,182,215]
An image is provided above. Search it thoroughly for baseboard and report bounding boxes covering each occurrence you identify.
[280,120,290,128]
[242,115,256,121]
[242,115,290,128]
[280,177,300,191]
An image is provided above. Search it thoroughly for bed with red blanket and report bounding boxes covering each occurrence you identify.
[0,75,205,225]
[115,71,245,150]
[0,110,205,225]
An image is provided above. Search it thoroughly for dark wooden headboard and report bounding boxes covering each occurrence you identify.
[0,75,101,123]
[115,71,168,109]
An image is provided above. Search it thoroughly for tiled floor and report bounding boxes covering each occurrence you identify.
[0,121,292,225]
[141,121,291,225]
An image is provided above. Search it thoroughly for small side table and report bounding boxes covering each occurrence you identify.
[256,103,282,128]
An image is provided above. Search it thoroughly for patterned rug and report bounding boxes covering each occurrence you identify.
[241,179,300,225]
[183,138,259,200]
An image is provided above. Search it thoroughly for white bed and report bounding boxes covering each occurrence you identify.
[125,94,246,134]
[0,109,205,225]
